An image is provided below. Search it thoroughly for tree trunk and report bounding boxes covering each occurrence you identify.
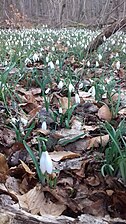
[87,17,126,53]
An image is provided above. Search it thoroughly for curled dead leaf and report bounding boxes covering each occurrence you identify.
[50,151,80,162]
[98,104,112,122]
[87,134,109,149]
[18,186,66,216]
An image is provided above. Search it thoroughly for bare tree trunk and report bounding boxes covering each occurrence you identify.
[87,17,126,53]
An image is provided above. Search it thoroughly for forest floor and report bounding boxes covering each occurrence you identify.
[0,27,126,222]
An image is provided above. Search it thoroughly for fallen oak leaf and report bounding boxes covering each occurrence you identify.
[17,186,66,216]
[87,134,109,149]
[20,160,35,176]
[50,151,80,162]
[98,104,112,122]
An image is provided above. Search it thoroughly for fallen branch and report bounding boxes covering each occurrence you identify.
[87,17,126,53]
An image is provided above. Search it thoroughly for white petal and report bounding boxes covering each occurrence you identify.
[58,80,63,89]
[41,121,47,130]
[40,153,46,174]
[45,151,53,174]
[75,93,80,104]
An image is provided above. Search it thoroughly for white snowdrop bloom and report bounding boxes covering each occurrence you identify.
[48,61,55,69]
[103,35,106,41]
[20,117,28,126]
[95,61,99,67]
[59,107,63,114]
[40,151,53,174]
[41,121,47,130]
[58,80,64,89]
[115,53,119,57]
[52,46,55,51]
[25,58,32,65]
[69,83,74,93]
[46,56,49,63]
[88,86,95,98]
[11,117,18,124]
[33,53,39,62]
[21,41,23,47]
[4,61,8,66]
[98,54,102,61]
[19,51,21,57]
[87,61,90,67]
[112,40,115,45]
[116,61,120,70]
[45,88,50,94]
[56,59,59,65]
[79,82,83,89]
[75,93,80,104]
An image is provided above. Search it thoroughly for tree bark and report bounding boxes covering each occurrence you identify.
[87,17,126,53]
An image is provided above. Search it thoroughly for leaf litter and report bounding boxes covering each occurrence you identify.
[0,28,126,221]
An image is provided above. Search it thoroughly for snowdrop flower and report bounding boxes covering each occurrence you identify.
[41,121,47,130]
[25,58,32,65]
[40,151,53,174]
[116,61,120,70]
[56,59,59,65]
[33,53,39,62]
[46,56,49,63]
[58,80,64,89]
[98,54,102,61]
[88,86,95,98]
[95,61,99,67]
[52,46,55,51]
[45,88,50,94]
[79,82,83,89]
[75,93,80,104]
[87,61,90,67]
[103,35,106,41]
[59,107,63,114]
[48,61,55,69]
[20,117,28,126]
[69,83,74,93]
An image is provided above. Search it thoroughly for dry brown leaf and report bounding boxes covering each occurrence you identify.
[87,134,109,149]
[71,117,82,130]
[98,104,112,121]
[86,176,100,187]
[118,108,126,115]
[82,125,99,132]
[20,160,35,175]
[0,153,9,182]
[18,186,66,216]
[59,97,70,114]
[50,151,80,162]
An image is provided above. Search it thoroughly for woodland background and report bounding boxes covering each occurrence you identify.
[0,0,125,28]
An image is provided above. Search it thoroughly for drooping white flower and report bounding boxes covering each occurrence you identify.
[41,121,47,130]
[59,107,63,114]
[33,53,39,62]
[116,61,120,70]
[25,58,32,65]
[79,82,83,89]
[56,59,59,65]
[87,61,90,67]
[48,61,55,69]
[46,56,49,63]
[75,93,80,104]
[52,46,55,51]
[88,86,95,98]
[69,83,74,93]
[98,54,102,61]
[58,80,64,89]
[45,88,50,94]
[95,61,99,67]
[40,151,53,174]
[103,35,106,41]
